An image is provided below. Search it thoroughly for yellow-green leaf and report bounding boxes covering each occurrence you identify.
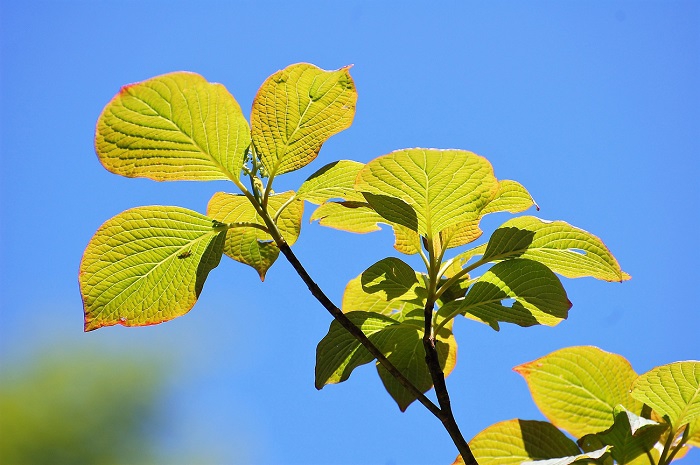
[296,160,365,203]
[80,206,226,331]
[207,191,303,280]
[480,180,537,216]
[96,72,250,181]
[482,216,630,282]
[438,259,571,331]
[514,346,643,438]
[251,63,357,176]
[355,148,500,238]
[309,201,383,233]
[468,419,582,465]
[630,361,700,431]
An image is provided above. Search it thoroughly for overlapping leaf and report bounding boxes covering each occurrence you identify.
[467,419,583,465]
[80,206,226,331]
[437,259,571,331]
[296,160,365,203]
[251,63,357,176]
[207,191,303,279]
[578,405,666,465]
[355,149,500,238]
[514,346,643,438]
[479,216,630,282]
[480,180,537,216]
[315,309,456,411]
[630,361,700,431]
[96,72,250,181]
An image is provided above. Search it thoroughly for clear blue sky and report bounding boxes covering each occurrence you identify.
[1,1,698,464]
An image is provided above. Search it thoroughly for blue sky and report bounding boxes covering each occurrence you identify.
[1,1,698,464]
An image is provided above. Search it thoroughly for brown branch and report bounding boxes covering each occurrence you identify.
[423,299,479,465]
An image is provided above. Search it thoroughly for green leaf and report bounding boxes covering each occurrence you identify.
[315,309,457,412]
[438,259,571,330]
[251,63,357,176]
[296,160,365,203]
[80,206,226,331]
[355,148,499,238]
[578,405,666,465]
[207,191,303,280]
[468,419,582,465]
[309,201,383,233]
[315,311,397,388]
[482,216,630,282]
[342,257,429,315]
[526,447,611,465]
[96,72,250,181]
[514,346,644,438]
[480,179,537,216]
[630,361,700,431]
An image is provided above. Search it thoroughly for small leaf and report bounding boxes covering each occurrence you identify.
[251,63,357,176]
[309,201,383,233]
[514,346,643,438]
[296,160,365,203]
[630,361,700,431]
[207,191,303,279]
[96,72,250,181]
[315,311,397,388]
[578,405,666,465]
[80,206,226,331]
[438,259,571,330]
[480,180,537,216]
[482,216,630,282]
[468,419,582,465]
[356,148,499,238]
[342,257,425,315]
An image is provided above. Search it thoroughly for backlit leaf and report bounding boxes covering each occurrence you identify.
[482,216,630,282]
[514,346,643,438]
[578,405,666,465]
[80,206,226,331]
[296,160,365,203]
[438,259,571,330]
[207,191,303,279]
[96,72,250,181]
[251,63,357,176]
[480,180,537,216]
[309,201,383,233]
[355,149,499,238]
[525,447,610,465]
[630,361,700,431]
[468,419,582,465]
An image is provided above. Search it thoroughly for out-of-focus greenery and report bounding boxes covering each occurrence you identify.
[0,348,167,465]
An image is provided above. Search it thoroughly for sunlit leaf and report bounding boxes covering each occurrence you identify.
[578,405,666,465]
[482,216,630,282]
[468,419,582,465]
[525,447,611,465]
[251,63,357,176]
[687,416,700,447]
[630,361,700,431]
[296,160,365,203]
[480,180,537,216]
[309,201,383,233]
[80,206,226,331]
[207,191,303,279]
[438,259,571,330]
[96,72,250,181]
[315,309,456,412]
[514,346,643,438]
[355,148,499,238]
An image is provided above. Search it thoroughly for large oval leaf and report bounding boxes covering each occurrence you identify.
[438,259,571,331]
[96,72,250,181]
[355,148,499,238]
[468,419,582,465]
[207,191,303,280]
[251,63,357,176]
[482,216,630,282]
[514,346,643,438]
[630,361,700,430]
[80,206,226,331]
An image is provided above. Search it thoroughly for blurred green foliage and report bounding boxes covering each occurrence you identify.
[0,348,166,465]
